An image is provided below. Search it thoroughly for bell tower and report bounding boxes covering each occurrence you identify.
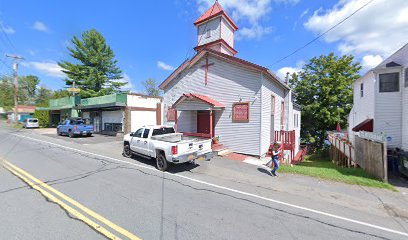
[194,2,238,56]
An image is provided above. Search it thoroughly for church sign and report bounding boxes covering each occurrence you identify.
[232,102,250,123]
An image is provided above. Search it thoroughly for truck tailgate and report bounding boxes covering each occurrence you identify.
[177,139,212,156]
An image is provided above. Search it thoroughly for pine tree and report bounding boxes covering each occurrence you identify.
[58,29,125,98]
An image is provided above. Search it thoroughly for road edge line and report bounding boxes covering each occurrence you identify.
[0,161,122,240]
[2,159,141,240]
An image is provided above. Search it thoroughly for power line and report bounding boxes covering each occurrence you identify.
[267,0,375,68]
[0,18,19,53]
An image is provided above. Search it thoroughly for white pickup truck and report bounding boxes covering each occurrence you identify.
[123,125,213,171]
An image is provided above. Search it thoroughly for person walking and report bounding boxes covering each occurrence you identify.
[265,143,280,176]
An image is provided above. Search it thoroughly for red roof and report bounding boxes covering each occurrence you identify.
[194,2,238,30]
[173,93,225,109]
[194,39,237,55]
[352,119,373,132]
[13,105,36,113]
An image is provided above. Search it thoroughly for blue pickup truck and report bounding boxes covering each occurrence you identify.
[57,118,94,138]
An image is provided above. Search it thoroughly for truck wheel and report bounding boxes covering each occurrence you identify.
[156,154,168,171]
[123,144,133,158]
[68,130,74,138]
[86,133,92,137]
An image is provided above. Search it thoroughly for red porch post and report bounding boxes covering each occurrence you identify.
[209,110,213,138]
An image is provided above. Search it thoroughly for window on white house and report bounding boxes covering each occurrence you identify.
[206,29,211,38]
[379,72,399,92]
[405,68,408,87]
[360,83,364,97]
[294,114,299,128]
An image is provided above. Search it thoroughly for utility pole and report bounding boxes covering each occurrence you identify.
[6,54,24,123]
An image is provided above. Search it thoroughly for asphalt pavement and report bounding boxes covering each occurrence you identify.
[1,125,408,240]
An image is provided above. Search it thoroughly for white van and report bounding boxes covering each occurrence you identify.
[23,118,40,129]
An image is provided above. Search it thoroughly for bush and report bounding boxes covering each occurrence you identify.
[33,110,49,128]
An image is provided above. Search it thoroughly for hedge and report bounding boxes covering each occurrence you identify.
[33,110,49,128]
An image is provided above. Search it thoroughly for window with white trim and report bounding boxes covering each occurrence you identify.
[360,83,364,97]
[379,72,399,92]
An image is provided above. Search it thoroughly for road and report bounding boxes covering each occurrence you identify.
[0,126,407,240]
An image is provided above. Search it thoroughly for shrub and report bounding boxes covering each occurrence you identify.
[33,110,49,128]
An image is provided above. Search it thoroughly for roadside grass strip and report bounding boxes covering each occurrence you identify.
[280,155,396,191]
[1,159,141,240]
[10,133,408,238]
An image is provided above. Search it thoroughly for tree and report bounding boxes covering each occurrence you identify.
[58,29,125,98]
[36,86,54,107]
[142,78,161,97]
[0,75,14,111]
[19,75,40,104]
[289,53,361,148]
[51,89,70,99]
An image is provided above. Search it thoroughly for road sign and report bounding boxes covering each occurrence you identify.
[67,88,80,93]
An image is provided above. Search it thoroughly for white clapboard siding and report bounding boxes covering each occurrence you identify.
[221,17,234,48]
[374,70,403,148]
[178,111,197,133]
[127,94,160,108]
[176,99,212,111]
[197,18,221,46]
[402,68,408,150]
[163,54,262,155]
[260,73,285,156]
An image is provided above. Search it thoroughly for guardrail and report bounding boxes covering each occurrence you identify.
[327,131,355,167]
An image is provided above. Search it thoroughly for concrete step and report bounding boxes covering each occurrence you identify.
[217,149,232,156]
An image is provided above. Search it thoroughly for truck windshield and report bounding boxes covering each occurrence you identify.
[152,127,175,136]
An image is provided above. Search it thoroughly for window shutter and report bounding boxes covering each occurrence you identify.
[167,108,177,122]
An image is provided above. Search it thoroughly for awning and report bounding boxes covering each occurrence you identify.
[36,105,74,111]
[173,93,225,111]
[352,118,373,132]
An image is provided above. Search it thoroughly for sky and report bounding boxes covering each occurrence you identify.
[0,0,407,93]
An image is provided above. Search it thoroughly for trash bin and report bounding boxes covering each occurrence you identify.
[398,151,408,178]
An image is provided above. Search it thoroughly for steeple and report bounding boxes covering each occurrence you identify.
[194,1,238,56]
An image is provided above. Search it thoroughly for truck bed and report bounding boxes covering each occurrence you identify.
[151,133,208,143]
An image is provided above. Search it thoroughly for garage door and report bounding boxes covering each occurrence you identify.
[131,111,157,132]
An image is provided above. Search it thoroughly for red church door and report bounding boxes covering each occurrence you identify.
[197,111,210,134]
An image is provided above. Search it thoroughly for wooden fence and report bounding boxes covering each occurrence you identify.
[327,132,355,167]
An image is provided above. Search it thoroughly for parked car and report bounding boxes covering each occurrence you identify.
[23,118,39,129]
[123,125,213,171]
[57,118,94,138]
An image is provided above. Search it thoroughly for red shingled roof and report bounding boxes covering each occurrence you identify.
[194,2,238,30]
[173,93,225,109]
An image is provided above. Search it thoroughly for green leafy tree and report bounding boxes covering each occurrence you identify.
[289,53,361,148]
[142,78,161,97]
[52,89,70,99]
[58,29,125,98]
[0,75,14,110]
[19,75,40,104]
[36,86,54,107]
[33,110,49,127]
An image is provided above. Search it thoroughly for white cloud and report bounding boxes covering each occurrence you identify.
[32,21,48,32]
[304,0,408,57]
[0,21,15,34]
[196,0,284,40]
[22,61,66,78]
[276,60,304,79]
[28,50,37,56]
[236,24,273,40]
[361,54,383,71]
[157,61,175,71]
[118,73,134,91]
[300,9,309,18]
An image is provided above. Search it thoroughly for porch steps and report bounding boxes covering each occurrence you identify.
[212,143,231,156]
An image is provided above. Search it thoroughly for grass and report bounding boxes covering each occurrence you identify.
[280,153,396,191]
[11,123,23,129]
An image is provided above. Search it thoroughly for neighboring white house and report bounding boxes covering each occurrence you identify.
[348,43,408,150]
[159,2,301,157]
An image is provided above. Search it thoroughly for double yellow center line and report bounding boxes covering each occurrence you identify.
[1,159,141,240]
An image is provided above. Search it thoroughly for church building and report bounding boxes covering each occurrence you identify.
[160,2,301,158]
